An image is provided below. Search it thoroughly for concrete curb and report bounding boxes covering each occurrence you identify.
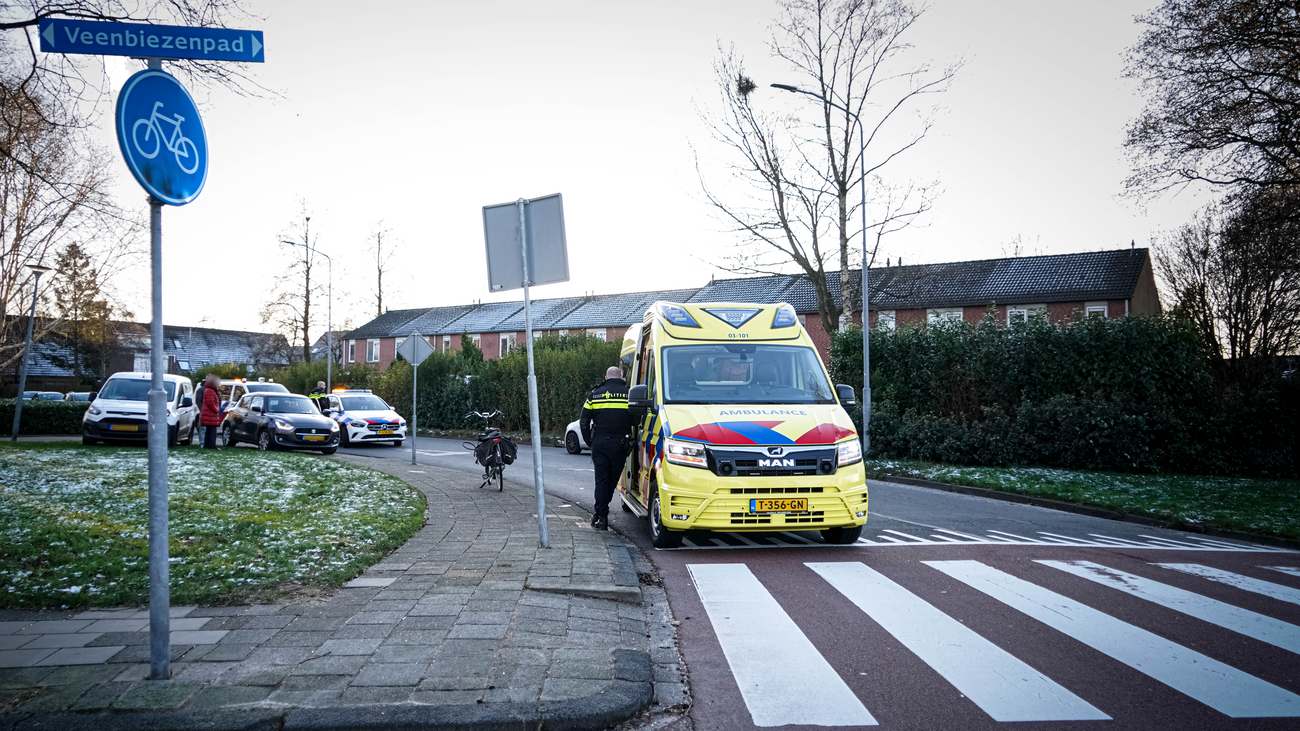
[875,473,1300,550]
[4,651,653,731]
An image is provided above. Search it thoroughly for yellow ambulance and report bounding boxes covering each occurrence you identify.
[619,301,868,547]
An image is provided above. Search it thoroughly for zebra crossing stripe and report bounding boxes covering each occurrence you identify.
[1269,566,1300,579]
[807,562,1108,722]
[927,560,1300,718]
[687,563,877,727]
[1157,564,1300,607]
[1040,560,1300,655]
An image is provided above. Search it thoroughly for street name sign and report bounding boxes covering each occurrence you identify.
[397,335,434,365]
[116,69,208,205]
[482,194,570,292]
[38,18,265,63]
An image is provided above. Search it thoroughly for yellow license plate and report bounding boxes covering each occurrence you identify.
[378,429,394,435]
[109,424,140,432]
[749,498,809,514]
[303,435,326,442]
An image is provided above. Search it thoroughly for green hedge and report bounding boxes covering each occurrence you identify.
[0,400,88,435]
[830,316,1299,477]
[264,361,379,395]
[373,334,621,435]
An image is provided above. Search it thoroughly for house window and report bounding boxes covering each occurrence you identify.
[366,339,380,363]
[500,334,514,356]
[1007,304,1046,325]
[1085,302,1108,319]
[558,329,569,337]
[876,310,896,332]
[588,328,607,341]
[471,334,481,347]
[442,335,451,351]
[927,308,963,325]
[348,340,356,363]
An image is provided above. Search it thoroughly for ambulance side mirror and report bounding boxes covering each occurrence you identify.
[835,384,857,406]
[628,384,652,414]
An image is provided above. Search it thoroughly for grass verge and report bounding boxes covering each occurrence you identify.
[0,443,426,608]
[869,458,1300,542]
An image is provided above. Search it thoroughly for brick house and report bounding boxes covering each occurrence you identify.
[343,248,1161,366]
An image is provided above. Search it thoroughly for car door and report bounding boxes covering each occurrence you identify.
[626,324,654,508]
[244,396,265,439]
[179,381,195,435]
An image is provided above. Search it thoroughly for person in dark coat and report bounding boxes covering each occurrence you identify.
[580,366,634,530]
[199,374,223,448]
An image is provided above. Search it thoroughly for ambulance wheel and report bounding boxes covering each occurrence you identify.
[820,524,864,545]
[649,485,681,549]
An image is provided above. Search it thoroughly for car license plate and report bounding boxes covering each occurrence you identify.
[378,429,394,436]
[303,434,326,442]
[108,424,140,432]
[749,498,809,514]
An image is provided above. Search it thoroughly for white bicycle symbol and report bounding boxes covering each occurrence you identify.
[131,101,200,175]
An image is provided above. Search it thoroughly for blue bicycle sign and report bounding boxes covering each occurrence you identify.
[132,101,201,174]
[115,69,208,205]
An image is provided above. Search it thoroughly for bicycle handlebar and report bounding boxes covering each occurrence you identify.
[464,410,503,420]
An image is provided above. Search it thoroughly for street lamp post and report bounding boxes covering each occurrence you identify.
[282,217,334,389]
[771,82,871,456]
[11,263,53,441]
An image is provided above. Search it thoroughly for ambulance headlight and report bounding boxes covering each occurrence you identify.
[837,438,862,466]
[665,438,708,468]
[657,303,700,328]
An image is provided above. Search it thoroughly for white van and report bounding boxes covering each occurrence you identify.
[82,372,198,447]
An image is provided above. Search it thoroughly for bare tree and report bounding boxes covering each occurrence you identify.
[1157,185,1300,364]
[1124,0,1300,194]
[371,224,391,318]
[1,84,134,371]
[700,0,957,333]
[261,213,319,364]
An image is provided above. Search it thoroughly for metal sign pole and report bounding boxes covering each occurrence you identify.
[145,55,171,679]
[518,199,549,548]
[410,356,418,466]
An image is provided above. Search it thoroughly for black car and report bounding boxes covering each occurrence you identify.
[222,392,340,454]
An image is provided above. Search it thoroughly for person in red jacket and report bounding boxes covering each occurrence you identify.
[199,374,223,448]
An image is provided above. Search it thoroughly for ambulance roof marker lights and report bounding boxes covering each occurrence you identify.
[772,303,798,328]
[658,302,700,328]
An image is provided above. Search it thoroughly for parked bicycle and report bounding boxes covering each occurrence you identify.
[462,410,516,491]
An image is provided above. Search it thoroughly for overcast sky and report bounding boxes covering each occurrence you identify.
[85,0,1210,338]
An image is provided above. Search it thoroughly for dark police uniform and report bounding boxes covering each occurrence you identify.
[580,376,634,527]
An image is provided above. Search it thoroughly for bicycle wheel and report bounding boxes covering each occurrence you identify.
[174,136,200,174]
[132,119,160,159]
[497,464,504,492]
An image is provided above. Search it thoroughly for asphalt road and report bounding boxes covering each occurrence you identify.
[341,437,1300,730]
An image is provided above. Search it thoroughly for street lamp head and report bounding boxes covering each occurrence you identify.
[26,263,52,275]
[770,82,805,94]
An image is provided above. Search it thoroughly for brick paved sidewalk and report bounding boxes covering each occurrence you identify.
[0,456,672,730]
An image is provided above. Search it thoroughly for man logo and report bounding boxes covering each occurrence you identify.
[766,446,784,456]
[757,458,795,468]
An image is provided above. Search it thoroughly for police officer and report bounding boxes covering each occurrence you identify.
[308,380,327,412]
[580,366,634,530]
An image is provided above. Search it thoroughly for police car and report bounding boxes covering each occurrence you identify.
[319,389,407,447]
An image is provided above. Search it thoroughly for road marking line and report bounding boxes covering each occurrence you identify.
[733,534,762,547]
[416,450,472,457]
[986,530,1046,543]
[1156,564,1300,606]
[1269,566,1300,579]
[808,562,1108,722]
[1136,534,1210,549]
[933,528,986,541]
[687,563,877,727]
[1037,532,1102,546]
[926,534,962,543]
[927,560,1300,718]
[881,529,926,543]
[1041,560,1300,654]
[782,532,818,545]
